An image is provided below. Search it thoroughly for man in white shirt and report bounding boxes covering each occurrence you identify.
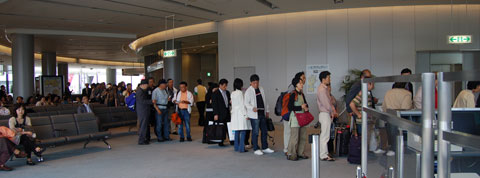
[244,74,274,156]
[454,81,480,108]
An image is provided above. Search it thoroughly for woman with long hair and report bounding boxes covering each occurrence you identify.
[8,104,44,165]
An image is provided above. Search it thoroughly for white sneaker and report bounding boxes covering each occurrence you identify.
[386,151,395,156]
[262,148,275,154]
[373,149,386,154]
[254,150,264,156]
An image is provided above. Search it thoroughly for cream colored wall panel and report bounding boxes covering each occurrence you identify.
[348,8,371,70]
[218,20,235,83]
[415,5,438,51]
[248,16,268,85]
[285,13,307,82]
[232,18,250,67]
[392,6,416,74]
[266,14,288,93]
[305,10,327,65]
[436,5,461,50]
[326,9,349,98]
[459,5,480,50]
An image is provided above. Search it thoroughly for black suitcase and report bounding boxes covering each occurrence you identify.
[337,128,350,157]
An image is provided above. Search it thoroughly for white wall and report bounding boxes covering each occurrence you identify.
[218,5,480,119]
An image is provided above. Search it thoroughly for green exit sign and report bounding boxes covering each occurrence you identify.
[448,35,472,44]
[163,50,176,58]
[207,72,211,77]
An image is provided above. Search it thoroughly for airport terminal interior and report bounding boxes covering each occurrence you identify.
[0,0,480,177]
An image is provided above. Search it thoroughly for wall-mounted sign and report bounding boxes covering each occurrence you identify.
[147,61,164,73]
[163,50,177,58]
[122,68,144,76]
[448,35,472,44]
[306,64,329,94]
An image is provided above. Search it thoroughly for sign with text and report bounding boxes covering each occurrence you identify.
[448,35,472,44]
[306,64,329,94]
[147,61,164,73]
[163,50,177,58]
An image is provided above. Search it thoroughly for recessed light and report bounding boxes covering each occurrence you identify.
[211,41,215,44]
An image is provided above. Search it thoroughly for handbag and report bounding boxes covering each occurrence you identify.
[294,111,314,127]
[266,118,275,131]
[207,121,226,142]
[171,112,182,125]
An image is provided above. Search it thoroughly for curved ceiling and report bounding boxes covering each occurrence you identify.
[1,0,479,62]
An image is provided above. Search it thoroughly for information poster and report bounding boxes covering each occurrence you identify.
[41,76,64,96]
[306,64,329,94]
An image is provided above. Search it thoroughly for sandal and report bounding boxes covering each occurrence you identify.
[26,159,36,166]
[14,149,27,158]
[321,156,335,161]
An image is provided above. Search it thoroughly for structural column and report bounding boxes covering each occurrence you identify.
[12,34,34,98]
[163,40,182,87]
[57,62,68,88]
[41,51,57,75]
[106,68,116,84]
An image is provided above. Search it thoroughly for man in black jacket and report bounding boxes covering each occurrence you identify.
[212,79,231,146]
[82,84,92,97]
[136,79,153,145]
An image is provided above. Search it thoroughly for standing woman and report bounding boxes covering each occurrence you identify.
[8,104,44,165]
[231,79,251,152]
[287,78,309,161]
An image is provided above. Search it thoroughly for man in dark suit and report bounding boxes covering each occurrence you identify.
[82,84,92,97]
[77,96,93,114]
[212,79,231,146]
[136,79,153,145]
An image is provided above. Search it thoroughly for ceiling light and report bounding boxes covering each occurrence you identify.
[211,41,215,44]
[333,0,343,4]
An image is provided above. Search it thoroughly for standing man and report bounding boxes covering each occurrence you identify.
[245,74,274,156]
[194,79,207,126]
[82,83,92,97]
[166,79,179,135]
[316,71,337,161]
[152,79,170,142]
[173,82,194,142]
[453,81,480,108]
[212,79,231,146]
[147,78,158,138]
[0,85,6,99]
[392,68,413,95]
[136,79,153,145]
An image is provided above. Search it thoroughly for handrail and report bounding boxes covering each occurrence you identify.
[363,107,422,136]
[362,74,423,83]
[443,131,480,150]
[441,71,480,82]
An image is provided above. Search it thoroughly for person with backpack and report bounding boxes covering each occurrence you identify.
[316,71,337,161]
[245,74,274,156]
[280,72,305,155]
[287,78,309,161]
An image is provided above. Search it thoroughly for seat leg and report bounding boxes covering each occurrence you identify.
[103,139,111,150]
[83,140,91,149]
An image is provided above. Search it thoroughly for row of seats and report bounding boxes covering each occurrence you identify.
[0,113,111,149]
[27,103,107,113]
[93,107,137,130]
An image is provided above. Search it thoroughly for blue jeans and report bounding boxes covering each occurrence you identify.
[234,130,247,152]
[250,116,268,151]
[155,108,169,140]
[178,109,191,139]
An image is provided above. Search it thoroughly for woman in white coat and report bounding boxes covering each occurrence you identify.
[231,78,251,153]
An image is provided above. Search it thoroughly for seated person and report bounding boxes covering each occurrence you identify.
[0,101,10,116]
[77,96,93,114]
[0,136,28,171]
[9,104,44,165]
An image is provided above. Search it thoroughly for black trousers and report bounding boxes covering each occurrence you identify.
[203,111,213,143]
[196,102,206,126]
[149,108,158,138]
[19,135,36,158]
[138,113,151,144]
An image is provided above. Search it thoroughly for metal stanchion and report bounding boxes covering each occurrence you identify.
[396,135,404,178]
[437,72,452,178]
[416,152,421,178]
[421,73,435,178]
[388,166,395,178]
[310,134,320,178]
[356,166,362,178]
[361,82,368,176]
